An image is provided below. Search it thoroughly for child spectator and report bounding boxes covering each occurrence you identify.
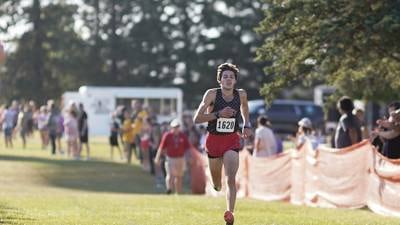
[291,117,319,150]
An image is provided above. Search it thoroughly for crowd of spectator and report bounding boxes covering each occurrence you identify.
[0,99,90,160]
[247,96,400,160]
[107,100,205,194]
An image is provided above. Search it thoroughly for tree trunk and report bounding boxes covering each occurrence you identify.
[32,0,45,101]
[110,0,118,82]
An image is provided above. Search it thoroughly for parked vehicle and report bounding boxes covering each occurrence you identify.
[248,99,324,135]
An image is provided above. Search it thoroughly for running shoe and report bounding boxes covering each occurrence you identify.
[224,210,234,225]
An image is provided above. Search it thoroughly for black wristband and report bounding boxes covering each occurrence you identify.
[243,125,251,129]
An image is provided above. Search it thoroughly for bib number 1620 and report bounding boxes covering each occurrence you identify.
[216,118,235,133]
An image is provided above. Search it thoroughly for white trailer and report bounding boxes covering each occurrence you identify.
[62,86,183,136]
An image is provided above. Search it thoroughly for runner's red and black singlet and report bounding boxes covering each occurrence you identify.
[206,88,242,158]
[207,88,241,134]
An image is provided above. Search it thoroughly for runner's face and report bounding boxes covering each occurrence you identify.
[220,70,236,89]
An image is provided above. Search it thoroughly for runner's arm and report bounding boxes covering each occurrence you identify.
[193,89,217,124]
[239,89,252,138]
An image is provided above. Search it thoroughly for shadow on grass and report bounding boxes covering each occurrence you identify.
[0,203,34,224]
[0,155,160,194]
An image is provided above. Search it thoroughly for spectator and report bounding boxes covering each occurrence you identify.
[392,109,400,126]
[10,100,19,130]
[140,118,152,172]
[154,119,191,194]
[372,102,400,159]
[56,112,64,154]
[149,117,164,185]
[16,104,32,149]
[253,115,277,157]
[26,100,36,137]
[78,103,90,160]
[121,110,135,163]
[37,105,49,149]
[130,99,148,163]
[183,113,201,150]
[64,106,79,159]
[1,104,16,148]
[48,102,63,155]
[353,108,369,139]
[148,117,162,175]
[334,96,362,148]
[291,117,319,150]
[109,111,123,160]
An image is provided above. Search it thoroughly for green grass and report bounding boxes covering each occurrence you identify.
[0,134,399,225]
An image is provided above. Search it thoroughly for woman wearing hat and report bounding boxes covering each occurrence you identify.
[292,117,319,150]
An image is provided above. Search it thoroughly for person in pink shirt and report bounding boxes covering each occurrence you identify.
[37,105,49,149]
[64,107,79,159]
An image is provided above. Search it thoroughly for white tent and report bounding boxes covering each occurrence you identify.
[62,86,183,136]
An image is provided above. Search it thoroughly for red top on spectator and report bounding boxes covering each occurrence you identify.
[159,131,191,157]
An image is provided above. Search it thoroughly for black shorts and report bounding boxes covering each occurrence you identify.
[109,135,119,146]
[80,134,88,143]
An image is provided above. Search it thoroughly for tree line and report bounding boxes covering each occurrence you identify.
[1,0,399,108]
[0,0,269,107]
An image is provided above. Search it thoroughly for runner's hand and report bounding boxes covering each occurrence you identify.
[219,107,236,118]
[242,127,252,139]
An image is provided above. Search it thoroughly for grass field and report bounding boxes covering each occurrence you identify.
[0,135,399,225]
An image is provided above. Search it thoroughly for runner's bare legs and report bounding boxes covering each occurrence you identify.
[223,150,239,212]
[208,158,223,190]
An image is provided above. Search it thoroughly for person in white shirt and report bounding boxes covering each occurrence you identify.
[253,115,277,157]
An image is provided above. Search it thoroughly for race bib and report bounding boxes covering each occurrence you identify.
[216,118,236,133]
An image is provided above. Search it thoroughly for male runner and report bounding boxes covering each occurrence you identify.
[193,62,252,225]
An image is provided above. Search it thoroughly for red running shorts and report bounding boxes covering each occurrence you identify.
[205,132,241,158]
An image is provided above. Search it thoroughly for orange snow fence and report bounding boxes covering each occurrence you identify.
[247,150,291,201]
[201,140,400,217]
[367,149,400,217]
[189,148,206,194]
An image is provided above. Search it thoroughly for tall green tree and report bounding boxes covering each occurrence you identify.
[200,0,269,100]
[1,0,269,107]
[80,1,142,85]
[256,0,400,103]
[0,1,85,103]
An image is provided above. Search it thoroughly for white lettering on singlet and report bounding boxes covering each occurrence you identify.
[216,118,236,133]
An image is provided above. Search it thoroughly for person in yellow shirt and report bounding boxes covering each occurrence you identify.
[131,100,148,162]
[121,111,135,163]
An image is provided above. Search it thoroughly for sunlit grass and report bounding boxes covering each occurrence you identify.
[0,132,399,225]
